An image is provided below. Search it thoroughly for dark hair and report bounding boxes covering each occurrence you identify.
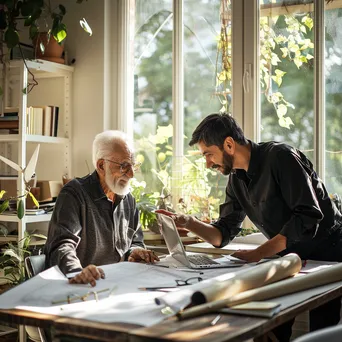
[189,113,248,148]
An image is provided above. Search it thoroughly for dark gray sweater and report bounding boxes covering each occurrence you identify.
[44,171,145,274]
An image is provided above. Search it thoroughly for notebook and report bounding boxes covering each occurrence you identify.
[158,213,242,269]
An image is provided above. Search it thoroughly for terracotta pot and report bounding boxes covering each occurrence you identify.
[33,33,64,64]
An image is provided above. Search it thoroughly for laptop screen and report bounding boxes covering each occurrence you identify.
[157,214,191,267]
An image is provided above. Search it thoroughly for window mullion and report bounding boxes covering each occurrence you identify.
[241,0,259,142]
[172,0,184,208]
[172,0,184,158]
[314,0,325,180]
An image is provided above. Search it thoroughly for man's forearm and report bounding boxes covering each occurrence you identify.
[187,217,223,246]
[254,234,287,259]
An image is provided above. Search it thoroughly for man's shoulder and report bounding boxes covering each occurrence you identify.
[258,141,293,155]
[61,173,95,195]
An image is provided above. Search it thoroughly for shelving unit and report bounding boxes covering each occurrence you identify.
[0,59,74,246]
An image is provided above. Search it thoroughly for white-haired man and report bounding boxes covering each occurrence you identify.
[45,130,158,286]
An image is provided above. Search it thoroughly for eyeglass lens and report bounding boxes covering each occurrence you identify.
[175,277,203,286]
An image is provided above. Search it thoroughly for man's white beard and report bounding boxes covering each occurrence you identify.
[105,172,130,196]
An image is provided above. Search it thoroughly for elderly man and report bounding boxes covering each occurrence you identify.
[45,130,158,286]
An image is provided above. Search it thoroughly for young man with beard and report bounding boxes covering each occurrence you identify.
[158,113,342,341]
[45,130,158,287]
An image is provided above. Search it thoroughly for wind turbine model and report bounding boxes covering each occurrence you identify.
[0,145,40,219]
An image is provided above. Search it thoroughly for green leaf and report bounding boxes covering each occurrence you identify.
[279,116,294,129]
[0,190,6,199]
[17,199,24,219]
[0,200,9,214]
[59,5,66,15]
[29,24,38,40]
[277,104,287,118]
[55,29,67,43]
[4,28,20,49]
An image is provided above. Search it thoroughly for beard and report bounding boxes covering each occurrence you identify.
[222,150,234,175]
[105,169,130,196]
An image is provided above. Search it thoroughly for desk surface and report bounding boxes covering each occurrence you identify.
[1,284,342,342]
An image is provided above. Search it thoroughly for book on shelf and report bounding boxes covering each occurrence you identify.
[0,105,60,136]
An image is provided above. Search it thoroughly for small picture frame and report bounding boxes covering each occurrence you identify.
[10,43,35,60]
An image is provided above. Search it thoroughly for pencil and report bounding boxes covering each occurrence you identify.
[149,264,170,268]
[139,286,177,291]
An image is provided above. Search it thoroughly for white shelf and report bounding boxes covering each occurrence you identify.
[0,134,69,144]
[0,212,52,223]
[9,59,74,77]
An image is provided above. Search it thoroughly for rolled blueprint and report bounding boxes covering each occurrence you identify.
[178,260,342,320]
[156,253,301,312]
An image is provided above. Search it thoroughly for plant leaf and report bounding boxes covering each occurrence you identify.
[0,200,9,214]
[28,192,39,208]
[3,249,21,262]
[79,18,92,36]
[0,155,22,172]
[17,199,24,219]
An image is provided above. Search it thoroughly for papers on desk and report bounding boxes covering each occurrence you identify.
[0,257,341,326]
[300,260,338,273]
[0,261,242,327]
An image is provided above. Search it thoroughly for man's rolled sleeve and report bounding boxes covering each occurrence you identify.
[211,195,245,248]
[124,207,145,260]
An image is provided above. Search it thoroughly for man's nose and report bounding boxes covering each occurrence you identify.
[125,166,134,178]
[206,157,214,169]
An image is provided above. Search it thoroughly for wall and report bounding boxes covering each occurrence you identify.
[60,0,105,177]
[51,0,121,177]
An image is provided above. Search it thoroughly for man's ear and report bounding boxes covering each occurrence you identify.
[223,137,235,154]
[97,159,105,173]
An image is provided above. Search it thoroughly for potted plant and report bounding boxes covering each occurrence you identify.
[0,231,46,286]
[0,0,92,95]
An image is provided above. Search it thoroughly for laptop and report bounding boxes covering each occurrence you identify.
[158,213,242,269]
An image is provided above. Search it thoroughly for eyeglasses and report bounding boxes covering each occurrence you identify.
[51,288,110,305]
[103,159,141,174]
[175,277,203,286]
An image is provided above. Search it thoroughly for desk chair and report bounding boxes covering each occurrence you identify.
[293,324,342,342]
[24,254,47,342]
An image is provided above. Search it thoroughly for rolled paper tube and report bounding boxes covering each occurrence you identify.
[191,253,302,305]
[156,253,301,312]
[178,260,342,320]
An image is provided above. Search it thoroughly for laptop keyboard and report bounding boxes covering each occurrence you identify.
[187,254,219,265]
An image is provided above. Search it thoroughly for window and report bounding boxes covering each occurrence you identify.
[132,0,229,221]
[258,0,342,195]
[125,0,342,225]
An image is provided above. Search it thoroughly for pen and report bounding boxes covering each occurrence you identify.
[139,286,177,291]
[149,264,170,268]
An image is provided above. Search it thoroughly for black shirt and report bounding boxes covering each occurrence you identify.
[212,141,342,258]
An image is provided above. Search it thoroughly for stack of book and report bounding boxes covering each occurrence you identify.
[0,106,59,136]
[0,107,19,133]
[27,105,59,136]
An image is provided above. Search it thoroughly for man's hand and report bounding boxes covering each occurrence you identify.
[232,249,262,263]
[155,209,192,228]
[128,248,160,263]
[69,264,105,287]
